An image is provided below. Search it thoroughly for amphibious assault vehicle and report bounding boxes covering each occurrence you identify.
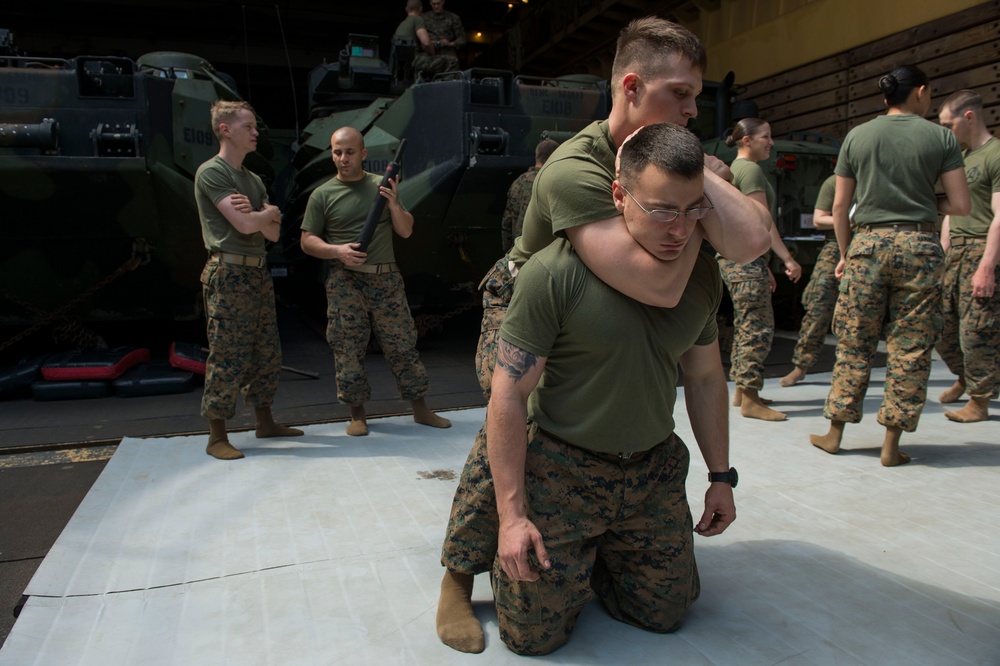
[0,29,272,352]
[274,34,611,311]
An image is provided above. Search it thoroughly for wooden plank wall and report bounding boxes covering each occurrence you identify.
[742,0,1000,143]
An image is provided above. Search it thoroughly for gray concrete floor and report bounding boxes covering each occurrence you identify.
[0,302,847,651]
[3,361,997,664]
[0,303,485,648]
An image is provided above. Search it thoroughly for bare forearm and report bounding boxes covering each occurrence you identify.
[261,220,280,243]
[389,205,414,238]
[700,169,772,262]
[224,207,279,237]
[567,218,702,308]
[834,213,852,257]
[487,393,530,525]
[833,177,856,256]
[769,225,794,263]
[301,232,338,260]
[812,209,834,231]
[981,210,1000,270]
[682,360,730,472]
[938,168,971,217]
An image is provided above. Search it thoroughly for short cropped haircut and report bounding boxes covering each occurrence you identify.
[878,65,929,107]
[941,89,983,117]
[406,0,422,12]
[611,17,707,98]
[210,100,255,140]
[535,138,559,163]
[618,123,703,184]
[725,117,769,148]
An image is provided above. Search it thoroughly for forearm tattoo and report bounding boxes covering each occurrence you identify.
[497,339,537,382]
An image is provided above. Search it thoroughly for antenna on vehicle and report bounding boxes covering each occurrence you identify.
[275,4,300,137]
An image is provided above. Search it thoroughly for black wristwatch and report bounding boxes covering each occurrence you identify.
[708,467,738,488]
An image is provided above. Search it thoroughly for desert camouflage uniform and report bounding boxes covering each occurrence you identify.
[936,240,1000,398]
[200,258,281,419]
[501,167,539,252]
[473,257,515,399]
[422,9,466,60]
[791,240,841,370]
[718,256,772,391]
[492,424,699,656]
[325,265,429,405]
[825,228,944,431]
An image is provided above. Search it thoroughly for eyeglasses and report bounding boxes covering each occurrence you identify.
[620,184,714,223]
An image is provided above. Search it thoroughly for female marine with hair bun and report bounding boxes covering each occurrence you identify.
[719,118,802,422]
[810,65,970,466]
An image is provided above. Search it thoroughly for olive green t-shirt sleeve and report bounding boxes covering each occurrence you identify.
[301,189,327,236]
[815,175,836,211]
[732,158,768,197]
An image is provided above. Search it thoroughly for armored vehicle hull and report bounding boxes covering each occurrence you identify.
[278,39,610,310]
[0,48,272,338]
[691,74,840,329]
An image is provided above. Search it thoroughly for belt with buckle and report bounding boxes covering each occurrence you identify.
[214,252,266,268]
[342,262,400,274]
[950,236,985,247]
[864,222,935,233]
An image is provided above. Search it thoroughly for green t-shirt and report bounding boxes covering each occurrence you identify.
[501,240,721,453]
[948,136,1000,238]
[835,114,964,227]
[731,157,775,211]
[301,173,396,265]
[508,120,619,269]
[394,14,425,41]
[815,174,836,211]
[815,174,837,240]
[729,157,775,260]
[194,155,269,256]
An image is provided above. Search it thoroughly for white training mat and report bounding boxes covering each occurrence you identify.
[2,360,998,664]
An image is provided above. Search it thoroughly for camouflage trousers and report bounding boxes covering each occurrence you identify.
[492,425,699,655]
[441,422,498,575]
[474,256,516,400]
[719,256,773,391]
[200,258,281,420]
[414,52,459,76]
[825,229,944,431]
[935,241,1000,399]
[325,266,429,405]
[792,240,841,370]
